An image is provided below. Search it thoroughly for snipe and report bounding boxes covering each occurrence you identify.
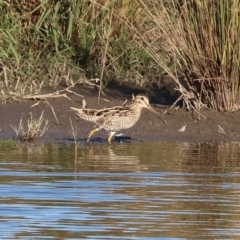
[71,94,166,144]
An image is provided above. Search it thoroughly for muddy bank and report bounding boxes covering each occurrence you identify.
[0,85,239,144]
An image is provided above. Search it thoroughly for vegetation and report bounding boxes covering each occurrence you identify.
[142,0,240,111]
[0,0,240,111]
[11,111,49,141]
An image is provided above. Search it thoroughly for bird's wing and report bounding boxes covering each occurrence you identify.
[72,105,133,125]
[96,106,133,126]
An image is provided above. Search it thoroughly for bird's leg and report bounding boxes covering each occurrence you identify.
[87,128,99,143]
[108,132,116,144]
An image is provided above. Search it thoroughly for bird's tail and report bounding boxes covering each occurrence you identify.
[71,107,99,123]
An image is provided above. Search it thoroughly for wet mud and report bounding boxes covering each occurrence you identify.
[0,85,240,144]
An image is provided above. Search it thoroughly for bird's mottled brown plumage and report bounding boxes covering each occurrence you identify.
[71,94,166,144]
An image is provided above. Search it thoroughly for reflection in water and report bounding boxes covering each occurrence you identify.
[0,141,240,239]
[78,145,148,172]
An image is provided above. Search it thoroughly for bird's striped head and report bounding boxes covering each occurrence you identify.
[133,94,167,124]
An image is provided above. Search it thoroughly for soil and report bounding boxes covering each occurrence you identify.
[0,84,240,144]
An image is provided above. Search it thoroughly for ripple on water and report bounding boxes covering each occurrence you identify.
[0,141,240,239]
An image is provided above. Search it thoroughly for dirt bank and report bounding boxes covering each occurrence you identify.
[0,85,239,144]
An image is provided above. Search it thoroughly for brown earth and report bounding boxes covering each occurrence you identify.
[0,84,240,144]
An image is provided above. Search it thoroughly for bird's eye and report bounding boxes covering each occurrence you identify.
[141,97,144,100]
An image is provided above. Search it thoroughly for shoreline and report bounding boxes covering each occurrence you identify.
[0,86,239,144]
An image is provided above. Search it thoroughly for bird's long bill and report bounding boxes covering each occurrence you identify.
[147,105,167,124]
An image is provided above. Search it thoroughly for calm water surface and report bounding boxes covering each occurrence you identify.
[1,141,240,239]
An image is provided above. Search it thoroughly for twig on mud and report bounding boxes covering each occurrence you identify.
[31,100,59,125]
[218,125,228,136]
[23,92,71,101]
[45,100,59,125]
[22,77,103,102]
[163,110,168,114]
[81,78,100,89]
[103,98,110,102]
[65,88,83,98]
[55,83,84,97]
[82,99,87,109]
[193,108,206,119]
[23,82,82,100]
[31,101,40,108]
[122,99,128,106]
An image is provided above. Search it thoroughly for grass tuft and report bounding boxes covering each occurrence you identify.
[11,111,49,142]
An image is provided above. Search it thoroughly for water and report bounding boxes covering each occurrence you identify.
[1,141,240,239]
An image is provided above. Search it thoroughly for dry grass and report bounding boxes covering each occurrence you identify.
[134,0,240,111]
[11,111,49,142]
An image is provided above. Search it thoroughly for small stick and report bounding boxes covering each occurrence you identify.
[218,125,228,136]
[122,99,128,106]
[31,101,40,108]
[23,92,71,101]
[45,100,59,125]
[82,99,87,109]
[66,88,84,98]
